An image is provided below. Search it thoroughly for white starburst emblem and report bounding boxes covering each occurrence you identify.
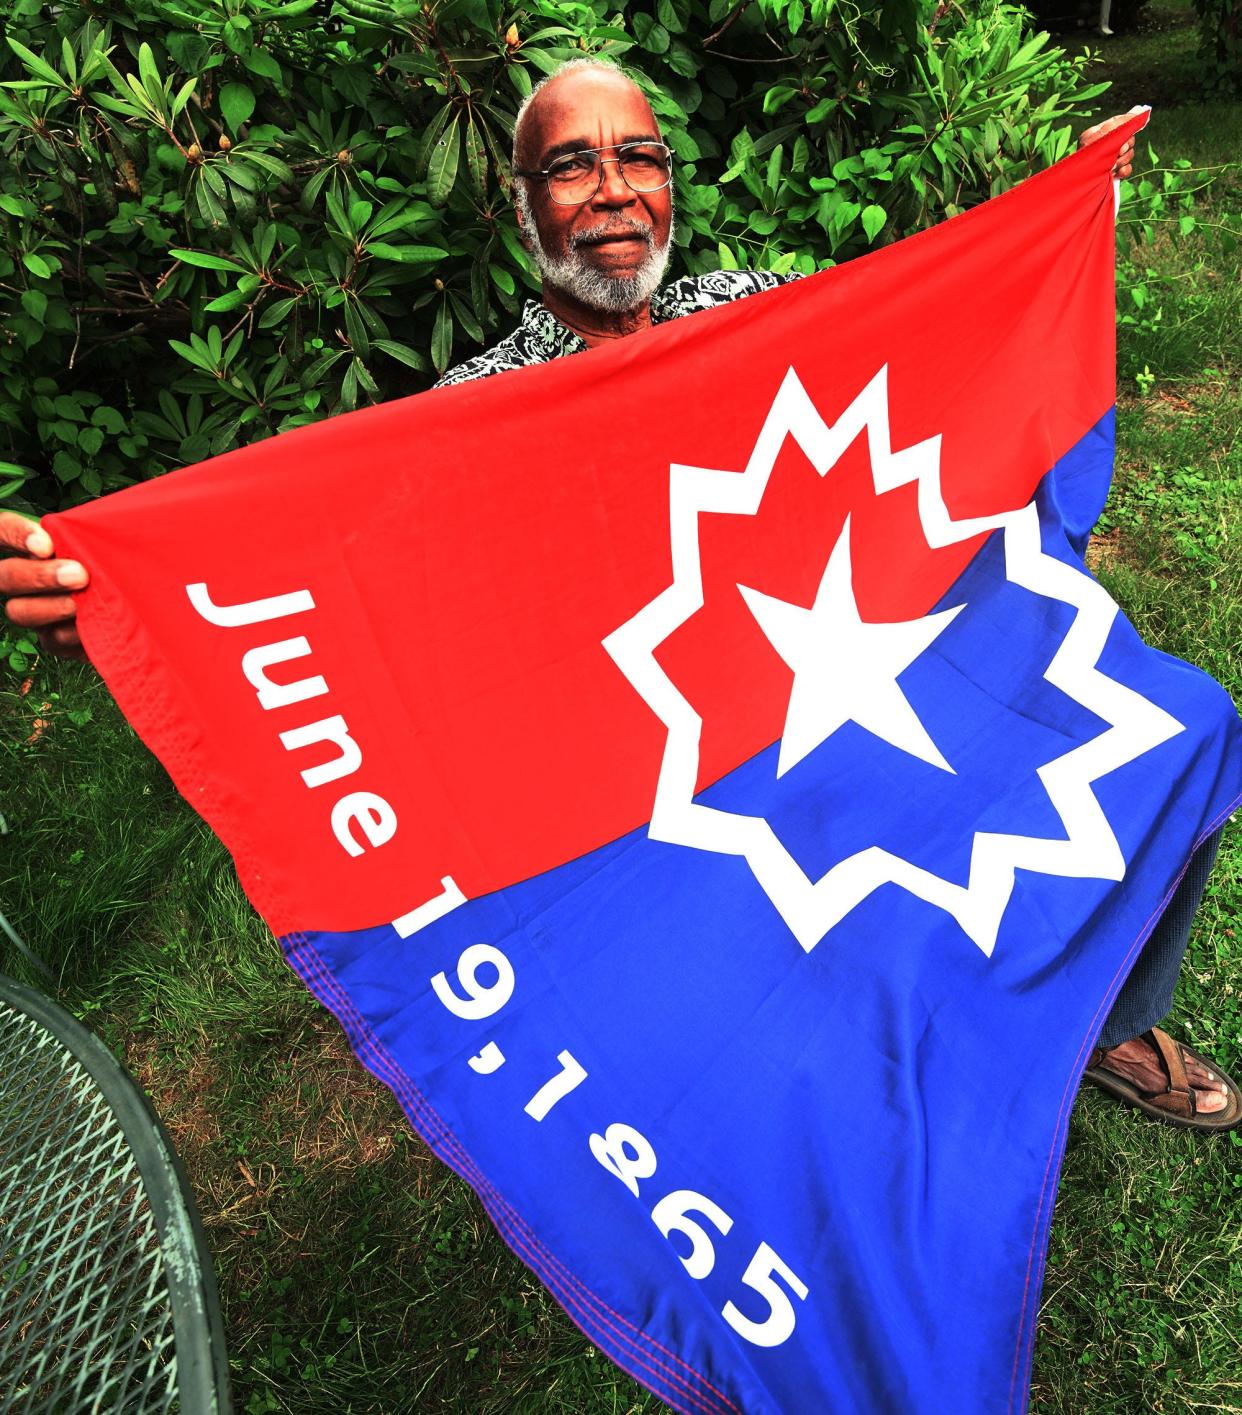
[601,365,1184,956]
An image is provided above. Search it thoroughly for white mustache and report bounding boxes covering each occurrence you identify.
[570,221,655,250]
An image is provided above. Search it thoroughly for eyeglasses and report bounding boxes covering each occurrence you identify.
[515,142,675,206]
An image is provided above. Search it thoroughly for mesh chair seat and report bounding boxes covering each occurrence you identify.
[0,975,229,1413]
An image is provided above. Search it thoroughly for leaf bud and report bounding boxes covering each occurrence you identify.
[504,23,519,46]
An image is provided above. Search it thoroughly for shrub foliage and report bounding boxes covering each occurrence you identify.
[0,0,1107,516]
[1195,0,1242,91]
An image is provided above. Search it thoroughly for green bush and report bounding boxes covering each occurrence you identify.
[0,0,1108,520]
[1194,0,1242,91]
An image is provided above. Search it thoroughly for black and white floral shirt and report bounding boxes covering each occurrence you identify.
[435,269,799,388]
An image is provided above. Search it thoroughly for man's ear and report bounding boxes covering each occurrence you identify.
[512,184,534,252]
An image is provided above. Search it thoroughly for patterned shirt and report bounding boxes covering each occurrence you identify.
[435,269,798,388]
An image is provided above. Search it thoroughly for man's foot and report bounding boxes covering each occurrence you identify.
[1097,1034,1227,1112]
[1082,1027,1242,1132]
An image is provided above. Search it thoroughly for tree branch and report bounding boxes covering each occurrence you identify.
[704,0,753,47]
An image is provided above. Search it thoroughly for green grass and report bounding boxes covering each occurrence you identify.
[1029,7,1242,1409]
[2,5,1240,1410]
[2,671,661,1413]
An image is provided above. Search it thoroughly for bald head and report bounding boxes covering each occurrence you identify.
[512,60,658,173]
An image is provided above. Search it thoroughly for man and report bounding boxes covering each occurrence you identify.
[435,58,795,386]
[1,59,1236,1127]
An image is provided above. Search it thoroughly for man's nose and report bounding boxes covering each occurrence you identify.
[591,155,636,207]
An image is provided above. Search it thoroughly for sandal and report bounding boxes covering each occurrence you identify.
[1082,1026,1242,1133]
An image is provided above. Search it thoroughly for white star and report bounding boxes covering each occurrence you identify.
[738,517,965,779]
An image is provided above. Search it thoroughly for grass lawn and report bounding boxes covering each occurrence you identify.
[2,3,1239,1410]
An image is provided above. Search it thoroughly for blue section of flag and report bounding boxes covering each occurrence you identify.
[285,413,1242,1414]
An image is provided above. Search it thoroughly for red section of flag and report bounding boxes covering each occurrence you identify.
[49,118,1140,936]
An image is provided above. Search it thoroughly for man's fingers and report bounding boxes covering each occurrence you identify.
[4,593,78,628]
[0,510,53,557]
[0,555,88,594]
[0,511,92,662]
[1080,114,1125,146]
[1080,110,1144,150]
[0,510,89,651]
[1079,114,1140,180]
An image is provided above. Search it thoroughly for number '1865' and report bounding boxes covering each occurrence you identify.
[423,926,810,1350]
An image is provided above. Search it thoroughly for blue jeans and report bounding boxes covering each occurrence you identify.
[1096,829,1223,1050]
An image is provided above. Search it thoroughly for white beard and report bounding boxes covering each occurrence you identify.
[515,182,674,313]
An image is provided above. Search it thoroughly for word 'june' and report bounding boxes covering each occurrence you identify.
[186,581,396,859]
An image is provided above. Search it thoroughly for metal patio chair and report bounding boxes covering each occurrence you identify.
[0,973,230,1412]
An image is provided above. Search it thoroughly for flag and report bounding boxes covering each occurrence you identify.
[50,112,1242,1413]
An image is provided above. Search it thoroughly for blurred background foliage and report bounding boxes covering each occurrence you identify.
[1192,0,1242,89]
[0,0,1117,516]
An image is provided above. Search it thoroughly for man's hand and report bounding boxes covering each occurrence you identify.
[1079,106,1144,180]
[0,511,89,660]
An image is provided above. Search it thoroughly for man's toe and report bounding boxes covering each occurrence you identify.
[1182,1051,1228,1111]
[1191,1079,1227,1114]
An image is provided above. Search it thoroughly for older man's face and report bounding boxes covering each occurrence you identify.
[516,68,673,311]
